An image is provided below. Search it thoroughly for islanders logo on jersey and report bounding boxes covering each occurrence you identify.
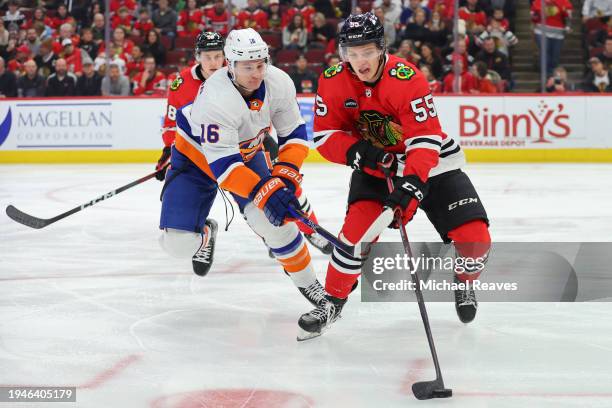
[323,63,343,79]
[249,99,264,112]
[356,111,403,148]
[388,63,416,81]
[239,127,269,161]
[170,75,184,91]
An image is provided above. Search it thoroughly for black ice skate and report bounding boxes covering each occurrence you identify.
[298,280,327,307]
[454,275,477,323]
[192,219,218,276]
[305,232,333,255]
[297,295,347,341]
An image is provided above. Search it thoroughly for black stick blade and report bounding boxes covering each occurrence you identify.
[412,380,452,400]
[5,205,50,229]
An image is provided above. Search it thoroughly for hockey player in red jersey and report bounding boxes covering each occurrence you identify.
[297,12,491,340]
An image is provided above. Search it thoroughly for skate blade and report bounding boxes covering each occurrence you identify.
[296,315,342,342]
[296,328,322,341]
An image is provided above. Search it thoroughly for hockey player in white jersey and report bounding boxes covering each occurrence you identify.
[190,28,326,306]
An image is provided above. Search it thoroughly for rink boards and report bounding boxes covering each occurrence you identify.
[0,94,611,163]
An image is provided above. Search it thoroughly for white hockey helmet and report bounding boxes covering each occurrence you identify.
[224,28,270,76]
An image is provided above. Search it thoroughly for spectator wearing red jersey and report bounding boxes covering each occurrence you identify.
[110,0,137,14]
[491,8,510,31]
[62,39,84,76]
[21,7,53,31]
[99,27,134,60]
[236,0,269,30]
[133,55,167,96]
[204,0,231,36]
[53,23,80,54]
[443,55,477,93]
[283,0,315,31]
[126,44,145,78]
[443,36,473,73]
[8,44,30,74]
[282,13,308,50]
[427,0,453,20]
[111,6,134,33]
[471,61,498,93]
[420,64,442,93]
[177,0,205,37]
[141,29,166,66]
[531,0,573,76]
[459,0,487,34]
[267,0,282,31]
[133,9,155,37]
[51,5,76,30]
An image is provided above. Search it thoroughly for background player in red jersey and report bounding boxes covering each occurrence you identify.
[157,31,225,277]
[297,12,491,340]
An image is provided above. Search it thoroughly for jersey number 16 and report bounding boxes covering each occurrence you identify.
[201,124,220,143]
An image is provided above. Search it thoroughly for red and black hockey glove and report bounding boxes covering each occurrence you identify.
[346,140,395,172]
[271,162,302,194]
[155,146,171,181]
[249,177,299,227]
[383,175,428,225]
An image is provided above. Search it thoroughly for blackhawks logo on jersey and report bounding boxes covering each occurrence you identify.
[170,75,184,91]
[388,63,416,81]
[357,111,403,148]
[323,63,343,79]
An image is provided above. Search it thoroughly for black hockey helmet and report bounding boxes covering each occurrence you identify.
[195,31,224,54]
[338,12,385,53]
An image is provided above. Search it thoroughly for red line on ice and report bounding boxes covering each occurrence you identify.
[79,354,141,389]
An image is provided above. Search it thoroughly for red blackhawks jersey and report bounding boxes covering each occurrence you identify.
[161,64,206,147]
[313,54,465,182]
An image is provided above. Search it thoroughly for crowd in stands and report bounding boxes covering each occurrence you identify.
[0,0,610,98]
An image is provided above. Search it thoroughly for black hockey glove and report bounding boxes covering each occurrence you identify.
[383,175,428,211]
[346,140,395,172]
[155,146,171,181]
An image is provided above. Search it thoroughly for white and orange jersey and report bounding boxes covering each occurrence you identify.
[190,65,309,198]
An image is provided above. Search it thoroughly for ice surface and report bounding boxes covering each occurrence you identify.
[1,163,612,407]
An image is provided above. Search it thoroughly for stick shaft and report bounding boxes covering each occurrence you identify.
[288,206,355,256]
[6,169,161,229]
[383,174,446,385]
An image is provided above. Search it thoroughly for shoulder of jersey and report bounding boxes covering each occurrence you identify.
[320,62,348,81]
[199,67,237,105]
[385,55,423,83]
[266,64,295,92]
[170,65,202,92]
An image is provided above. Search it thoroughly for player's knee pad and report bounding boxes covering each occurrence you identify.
[243,202,312,274]
[243,202,299,249]
[159,228,202,258]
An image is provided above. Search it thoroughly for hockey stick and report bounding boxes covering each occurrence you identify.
[287,206,355,257]
[381,161,452,400]
[5,167,166,229]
